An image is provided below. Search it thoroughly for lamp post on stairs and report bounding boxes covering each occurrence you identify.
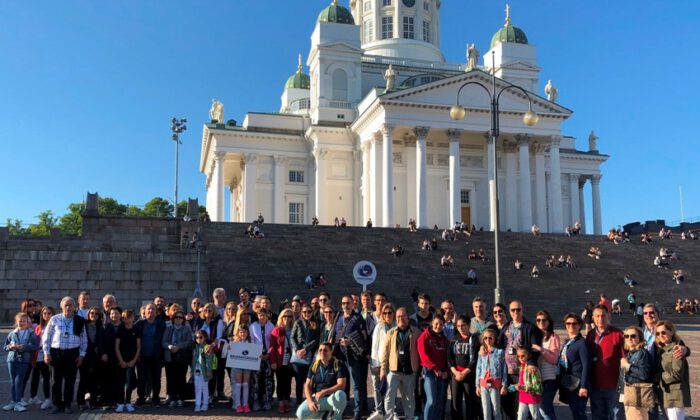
[449,51,539,304]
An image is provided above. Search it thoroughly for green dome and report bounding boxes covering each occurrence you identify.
[490,21,528,48]
[285,71,310,89]
[317,0,355,25]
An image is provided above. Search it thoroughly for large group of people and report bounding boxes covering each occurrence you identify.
[3,287,693,420]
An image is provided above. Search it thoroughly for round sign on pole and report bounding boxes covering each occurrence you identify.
[353,260,377,291]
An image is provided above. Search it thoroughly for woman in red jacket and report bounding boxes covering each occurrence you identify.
[269,308,294,413]
[418,315,449,420]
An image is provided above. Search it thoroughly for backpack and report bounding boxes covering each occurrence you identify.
[310,358,340,375]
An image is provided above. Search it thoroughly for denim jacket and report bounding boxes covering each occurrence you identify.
[475,348,508,387]
[4,329,39,364]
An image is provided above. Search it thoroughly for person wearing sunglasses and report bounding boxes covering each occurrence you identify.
[530,310,560,420]
[380,307,421,420]
[366,293,388,418]
[292,303,322,405]
[620,326,653,420]
[497,301,543,420]
[296,342,348,420]
[369,302,395,419]
[270,308,296,413]
[654,321,691,420]
[161,310,193,408]
[491,303,508,334]
[559,313,590,420]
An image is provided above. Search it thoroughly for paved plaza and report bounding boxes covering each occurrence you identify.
[0,327,696,420]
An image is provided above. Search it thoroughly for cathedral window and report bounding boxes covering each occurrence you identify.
[363,1,372,12]
[331,69,348,101]
[460,190,470,204]
[288,203,304,224]
[423,0,430,11]
[403,16,414,39]
[288,170,304,183]
[383,0,392,6]
[363,19,374,43]
[381,16,393,39]
[423,20,431,42]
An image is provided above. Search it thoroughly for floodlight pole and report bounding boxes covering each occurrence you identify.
[171,117,187,217]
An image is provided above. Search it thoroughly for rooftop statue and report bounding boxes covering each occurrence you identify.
[209,99,224,124]
[544,79,558,103]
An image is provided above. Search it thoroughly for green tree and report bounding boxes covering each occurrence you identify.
[176,200,207,218]
[26,210,58,237]
[5,219,26,236]
[125,206,144,217]
[58,203,85,236]
[143,197,173,217]
[99,197,128,216]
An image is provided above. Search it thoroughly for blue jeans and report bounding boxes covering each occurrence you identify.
[591,389,621,420]
[347,357,368,415]
[539,380,558,420]
[568,392,589,420]
[423,369,448,420]
[8,362,29,403]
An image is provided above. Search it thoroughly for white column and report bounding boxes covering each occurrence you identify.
[503,141,518,231]
[273,155,287,224]
[414,126,429,228]
[381,124,395,227]
[447,129,461,227]
[205,177,212,219]
[548,136,563,232]
[213,151,226,222]
[242,153,257,223]
[486,134,496,231]
[308,156,316,223]
[579,179,587,234]
[353,149,361,226]
[405,135,417,225]
[314,147,328,224]
[370,134,382,226]
[361,142,371,224]
[533,142,548,231]
[591,174,603,235]
[517,135,532,232]
[229,178,238,222]
[569,173,580,228]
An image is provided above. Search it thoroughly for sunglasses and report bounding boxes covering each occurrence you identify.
[535,318,547,323]
[341,302,351,305]
[493,310,504,315]
[483,336,494,340]
[510,308,522,313]
[319,298,328,302]
[623,334,638,339]
[382,311,394,315]
[195,336,205,340]
[302,310,312,314]
[282,315,292,319]
[319,348,330,353]
[565,322,579,326]
[655,330,669,336]
[643,311,656,316]
[173,316,184,320]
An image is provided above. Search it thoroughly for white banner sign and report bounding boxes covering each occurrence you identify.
[224,341,263,371]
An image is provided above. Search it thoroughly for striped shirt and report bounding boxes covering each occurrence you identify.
[42,314,88,357]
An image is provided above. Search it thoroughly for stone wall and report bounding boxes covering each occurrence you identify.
[0,216,207,322]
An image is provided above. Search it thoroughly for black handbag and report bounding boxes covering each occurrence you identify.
[559,372,581,391]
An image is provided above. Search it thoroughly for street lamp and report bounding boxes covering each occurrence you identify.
[171,117,187,217]
[449,51,539,304]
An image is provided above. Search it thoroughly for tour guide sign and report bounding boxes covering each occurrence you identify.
[353,260,377,291]
[224,341,263,371]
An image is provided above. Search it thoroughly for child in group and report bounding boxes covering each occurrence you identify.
[192,330,214,412]
[3,312,39,412]
[224,323,252,413]
[115,309,140,413]
[476,329,507,420]
[31,306,55,410]
[514,346,543,420]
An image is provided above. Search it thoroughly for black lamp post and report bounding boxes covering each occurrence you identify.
[449,51,539,304]
[171,117,187,217]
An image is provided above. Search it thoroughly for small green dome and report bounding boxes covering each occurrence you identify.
[490,6,528,48]
[285,54,310,89]
[317,0,355,25]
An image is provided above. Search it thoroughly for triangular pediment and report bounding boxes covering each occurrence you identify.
[501,60,541,71]
[378,70,570,116]
[316,42,362,54]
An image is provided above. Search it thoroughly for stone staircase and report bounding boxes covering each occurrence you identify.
[202,223,699,323]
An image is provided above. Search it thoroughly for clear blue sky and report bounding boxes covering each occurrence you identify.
[1,1,699,229]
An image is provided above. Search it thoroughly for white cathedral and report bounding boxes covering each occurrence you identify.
[200,0,607,234]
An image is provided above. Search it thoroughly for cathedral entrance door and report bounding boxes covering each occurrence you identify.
[461,206,470,227]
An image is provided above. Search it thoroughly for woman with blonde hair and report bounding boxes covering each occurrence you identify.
[654,321,691,420]
[620,325,653,420]
[270,308,295,413]
[233,307,251,338]
[291,303,321,406]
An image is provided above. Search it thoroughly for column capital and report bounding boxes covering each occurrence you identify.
[214,151,227,162]
[313,146,329,160]
[578,178,587,189]
[550,135,562,147]
[402,132,417,146]
[361,140,372,152]
[569,173,580,183]
[353,149,362,160]
[372,131,383,144]
[530,140,548,154]
[242,152,258,164]
[380,123,395,135]
[273,155,288,165]
[591,174,602,184]
[446,128,462,142]
[413,126,430,139]
[230,176,238,189]
[205,175,212,189]
[515,133,530,147]
[502,139,518,153]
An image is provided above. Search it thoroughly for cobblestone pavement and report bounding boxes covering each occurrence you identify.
[0,327,696,420]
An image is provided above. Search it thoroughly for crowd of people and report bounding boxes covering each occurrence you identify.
[674,298,699,315]
[3,287,693,420]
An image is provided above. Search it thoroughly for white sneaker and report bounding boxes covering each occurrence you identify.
[27,397,37,405]
[126,404,135,412]
[115,404,125,412]
[2,402,16,411]
[194,404,201,412]
[201,404,208,412]
[18,399,29,407]
[14,404,27,412]
[40,399,53,410]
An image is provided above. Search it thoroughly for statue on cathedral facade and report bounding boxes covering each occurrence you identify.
[588,130,599,151]
[384,64,396,92]
[544,80,558,102]
[209,99,224,123]
[466,43,479,70]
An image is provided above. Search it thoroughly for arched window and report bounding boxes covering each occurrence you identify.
[332,69,348,101]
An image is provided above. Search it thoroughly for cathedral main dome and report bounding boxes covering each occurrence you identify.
[318,0,355,25]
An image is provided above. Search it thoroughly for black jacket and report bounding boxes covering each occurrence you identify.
[134,318,166,360]
[563,334,591,390]
[448,333,480,373]
[498,318,543,366]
